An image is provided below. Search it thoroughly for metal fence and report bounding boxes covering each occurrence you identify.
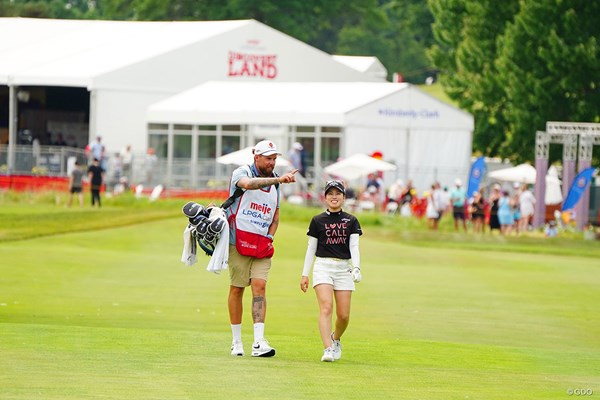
[0,145,305,195]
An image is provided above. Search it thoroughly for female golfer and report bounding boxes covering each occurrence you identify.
[300,180,363,362]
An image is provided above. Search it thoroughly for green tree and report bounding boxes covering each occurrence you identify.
[428,0,518,157]
[496,1,600,162]
[429,0,600,163]
[337,0,435,82]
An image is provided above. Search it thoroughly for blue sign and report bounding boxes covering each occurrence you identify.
[562,167,596,211]
[467,157,486,199]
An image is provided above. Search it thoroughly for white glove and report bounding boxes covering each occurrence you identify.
[351,267,362,283]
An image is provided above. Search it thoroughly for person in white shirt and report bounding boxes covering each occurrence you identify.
[519,184,536,232]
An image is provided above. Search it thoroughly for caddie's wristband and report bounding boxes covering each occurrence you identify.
[266,234,274,240]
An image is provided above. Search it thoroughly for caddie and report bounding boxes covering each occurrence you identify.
[225,139,298,357]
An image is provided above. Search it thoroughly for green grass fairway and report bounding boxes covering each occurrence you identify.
[1,210,599,399]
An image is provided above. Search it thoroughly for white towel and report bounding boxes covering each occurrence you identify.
[180,224,198,266]
[206,207,229,274]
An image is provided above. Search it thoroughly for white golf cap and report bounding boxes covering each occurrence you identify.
[254,140,281,156]
[292,142,303,151]
[455,178,462,186]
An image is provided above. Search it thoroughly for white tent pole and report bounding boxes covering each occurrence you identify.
[405,128,411,182]
[166,124,174,188]
[191,125,198,188]
[315,126,322,182]
[88,89,97,144]
[7,85,17,173]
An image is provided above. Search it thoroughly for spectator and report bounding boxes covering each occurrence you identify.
[288,142,305,176]
[120,144,134,181]
[89,136,105,168]
[519,184,536,232]
[67,160,84,207]
[469,190,486,233]
[87,158,104,207]
[110,152,123,187]
[450,179,467,231]
[498,190,514,235]
[145,147,158,185]
[488,184,501,234]
[425,184,440,229]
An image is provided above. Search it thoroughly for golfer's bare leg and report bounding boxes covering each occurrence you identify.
[333,290,352,340]
[228,286,244,324]
[315,284,334,348]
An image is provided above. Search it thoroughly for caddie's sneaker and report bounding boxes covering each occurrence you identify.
[331,333,342,360]
[230,340,244,356]
[321,347,335,362]
[251,338,276,357]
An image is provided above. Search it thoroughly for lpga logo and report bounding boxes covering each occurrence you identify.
[472,168,482,179]
[577,176,587,188]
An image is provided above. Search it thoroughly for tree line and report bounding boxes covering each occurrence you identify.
[2,0,599,164]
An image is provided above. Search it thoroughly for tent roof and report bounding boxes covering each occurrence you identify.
[147,81,473,128]
[147,81,407,125]
[0,18,252,87]
[0,18,385,89]
[332,55,388,80]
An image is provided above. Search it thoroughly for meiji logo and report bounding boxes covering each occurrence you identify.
[250,202,272,214]
[228,51,278,79]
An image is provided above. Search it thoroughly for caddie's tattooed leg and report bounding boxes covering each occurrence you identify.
[252,296,265,323]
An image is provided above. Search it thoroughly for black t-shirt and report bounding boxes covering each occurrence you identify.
[87,165,104,185]
[307,210,362,259]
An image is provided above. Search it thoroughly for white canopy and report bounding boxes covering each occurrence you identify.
[216,146,291,168]
[488,163,536,184]
[488,163,563,205]
[324,153,397,181]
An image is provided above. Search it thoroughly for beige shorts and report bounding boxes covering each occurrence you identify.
[312,257,355,291]
[228,245,272,287]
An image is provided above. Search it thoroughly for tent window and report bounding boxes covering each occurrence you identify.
[174,135,192,158]
[148,124,168,132]
[198,125,216,131]
[148,134,168,158]
[296,126,315,133]
[223,125,241,132]
[198,135,217,159]
[321,137,340,166]
[322,127,341,133]
[222,135,241,155]
[174,124,192,131]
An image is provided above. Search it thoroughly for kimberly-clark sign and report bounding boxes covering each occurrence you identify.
[378,108,440,119]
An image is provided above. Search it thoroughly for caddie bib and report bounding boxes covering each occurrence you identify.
[230,171,278,258]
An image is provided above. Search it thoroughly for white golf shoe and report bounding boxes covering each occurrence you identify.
[331,333,342,360]
[230,340,244,356]
[321,347,335,362]
[251,338,276,357]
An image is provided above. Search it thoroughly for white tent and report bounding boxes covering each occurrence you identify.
[216,146,291,168]
[324,153,397,181]
[0,17,383,156]
[488,163,537,183]
[332,55,388,81]
[147,81,474,191]
[487,163,563,205]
